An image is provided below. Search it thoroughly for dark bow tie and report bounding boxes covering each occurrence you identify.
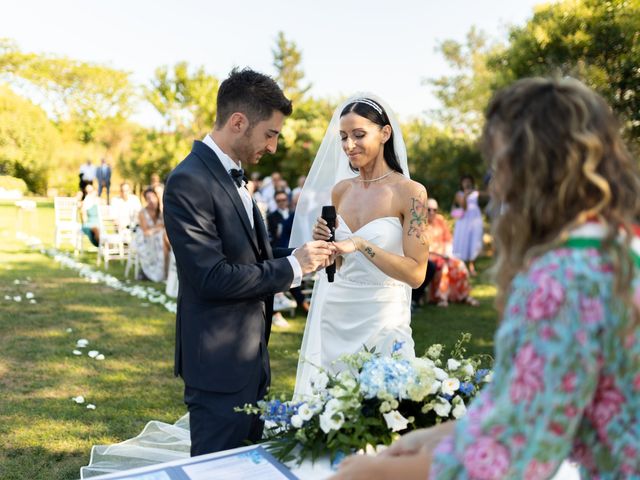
[228,168,248,188]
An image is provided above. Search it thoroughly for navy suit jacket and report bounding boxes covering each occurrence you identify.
[163,141,294,393]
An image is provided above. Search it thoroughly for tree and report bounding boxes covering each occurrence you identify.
[0,39,134,145]
[0,86,60,193]
[272,31,311,105]
[491,0,640,144]
[403,120,485,209]
[427,28,501,137]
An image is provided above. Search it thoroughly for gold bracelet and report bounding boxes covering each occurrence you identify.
[349,237,358,252]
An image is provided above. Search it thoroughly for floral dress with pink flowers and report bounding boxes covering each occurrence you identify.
[431,227,640,479]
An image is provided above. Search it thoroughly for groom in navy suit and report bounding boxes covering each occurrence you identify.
[163,68,333,456]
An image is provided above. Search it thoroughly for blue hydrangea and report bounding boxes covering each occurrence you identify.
[359,357,415,399]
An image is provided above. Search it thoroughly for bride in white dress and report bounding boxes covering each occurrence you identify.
[290,94,430,399]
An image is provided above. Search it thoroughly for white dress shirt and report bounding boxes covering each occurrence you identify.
[202,135,302,288]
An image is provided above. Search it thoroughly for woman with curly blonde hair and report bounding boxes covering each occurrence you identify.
[332,77,640,479]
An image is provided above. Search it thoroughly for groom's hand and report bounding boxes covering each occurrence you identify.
[294,241,335,275]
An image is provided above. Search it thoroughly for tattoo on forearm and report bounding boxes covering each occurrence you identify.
[364,246,376,258]
[408,194,429,245]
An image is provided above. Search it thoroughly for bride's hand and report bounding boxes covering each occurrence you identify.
[312,216,340,241]
[333,237,360,255]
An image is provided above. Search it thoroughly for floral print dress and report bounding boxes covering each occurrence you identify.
[431,224,640,479]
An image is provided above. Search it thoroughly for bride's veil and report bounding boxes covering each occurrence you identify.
[289,93,410,248]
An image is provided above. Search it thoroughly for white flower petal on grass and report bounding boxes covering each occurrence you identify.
[66,328,73,333]
[95,354,105,360]
[72,350,82,356]
[72,396,85,404]
[86,404,96,410]
[88,350,99,358]
[4,295,10,300]
[13,296,22,302]
[13,279,20,285]
[383,410,410,432]
[29,299,36,304]
[25,292,34,299]
[76,339,89,348]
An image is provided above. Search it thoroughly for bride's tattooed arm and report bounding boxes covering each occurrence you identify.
[407,193,429,245]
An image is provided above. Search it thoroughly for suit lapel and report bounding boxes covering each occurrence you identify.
[191,141,261,257]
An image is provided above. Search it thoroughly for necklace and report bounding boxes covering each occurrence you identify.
[356,170,394,183]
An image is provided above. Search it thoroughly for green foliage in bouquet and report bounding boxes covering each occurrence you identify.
[237,333,493,464]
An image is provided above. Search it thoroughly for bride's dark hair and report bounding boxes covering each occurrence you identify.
[341,99,404,175]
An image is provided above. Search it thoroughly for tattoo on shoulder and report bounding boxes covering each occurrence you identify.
[408,193,429,245]
[364,246,376,258]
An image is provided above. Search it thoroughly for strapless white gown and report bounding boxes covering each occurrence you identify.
[294,215,415,399]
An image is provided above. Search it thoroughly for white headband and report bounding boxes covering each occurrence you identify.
[353,98,384,116]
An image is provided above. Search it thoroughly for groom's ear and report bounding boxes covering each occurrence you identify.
[228,112,249,134]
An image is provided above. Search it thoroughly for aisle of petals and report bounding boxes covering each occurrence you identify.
[14,232,177,412]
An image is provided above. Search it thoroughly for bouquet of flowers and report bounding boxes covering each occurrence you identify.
[238,334,492,464]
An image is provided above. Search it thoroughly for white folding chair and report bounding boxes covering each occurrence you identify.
[54,197,83,252]
[96,205,128,268]
[124,230,140,279]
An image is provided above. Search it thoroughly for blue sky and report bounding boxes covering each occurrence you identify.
[1,0,543,124]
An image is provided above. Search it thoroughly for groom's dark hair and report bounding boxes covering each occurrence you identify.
[215,67,292,128]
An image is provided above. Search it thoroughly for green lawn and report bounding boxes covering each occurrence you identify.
[0,199,498,480]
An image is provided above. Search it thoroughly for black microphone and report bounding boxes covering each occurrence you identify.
[321,205,337,282]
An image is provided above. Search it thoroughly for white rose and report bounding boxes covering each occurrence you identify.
[452,397,467,419]
[312,371,329,391]
[484,371,494,383]
[429,380,441,394]
[290,414,303,428]
[297,403,314,421]
[319,411,345,433]
[382,410,410,432]
[441,378,460,396]
[447,359,461,371]
[434,398,452,417]
[336,371,357,391]
[433,367,448,381]
[463,363,475,377]
[323,398,343,416]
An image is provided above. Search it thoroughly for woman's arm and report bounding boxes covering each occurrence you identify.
[333,182,430,288]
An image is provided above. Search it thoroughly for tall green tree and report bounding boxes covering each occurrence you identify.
[119,62,220,186]
[0,39,134,145]
[491,0,640,144]
[0,86,60,193]
[272,31,311,105]
[428,28,501,137]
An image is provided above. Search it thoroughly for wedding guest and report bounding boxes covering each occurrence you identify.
[134,187,169,282]
[451,174,483,275]
[150,172,165,210]
[79,159,96,199]
[267,190,292,248]
[96,157,112,204]
[80,183,100,247]
[110,182,141,233]
[332,77,640,479]
[426,198,479,307]
[291,174,306,198]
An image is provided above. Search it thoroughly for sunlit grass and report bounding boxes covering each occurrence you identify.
[0,200,499,479]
